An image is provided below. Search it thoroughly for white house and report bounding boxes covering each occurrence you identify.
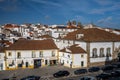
[0,47,5,71]
[56,27,120,67]
[59,44,87,68]
[5,39,58,70]
[50,25,78,38]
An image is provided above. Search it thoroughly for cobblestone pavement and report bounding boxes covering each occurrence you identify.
[0,65,77,80]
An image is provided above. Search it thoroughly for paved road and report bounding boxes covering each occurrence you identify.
[0,64,119,80]
[0,65,76,80]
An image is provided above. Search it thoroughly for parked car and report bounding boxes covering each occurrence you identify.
[112,63,120,69]
[111,70,120,77]
[79,76,96,80]
[21,75,40,80]
[53,70,70,78]
[2,79,9,80]
[96,73,111,80]
[88,67,100,72]
[102,65,114,71]
[74,69,87,75]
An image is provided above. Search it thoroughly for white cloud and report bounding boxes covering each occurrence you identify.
[97,16,112,23]
[30,0,62,7]
[90,2,120,14]
[94,0,114,6]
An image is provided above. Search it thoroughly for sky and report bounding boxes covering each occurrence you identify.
[0,0,120,29]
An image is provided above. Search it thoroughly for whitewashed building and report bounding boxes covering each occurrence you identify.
[59,44,87,68]
[0,47,5,71]
[50,25,78,38]
[55,28,120,67]
[5,39,58,70]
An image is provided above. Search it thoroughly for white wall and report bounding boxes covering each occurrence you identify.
[59,52,87,68]
[73,54,87,67]
[0,52,5,70]
[90,57,112,63]
[114,42,120,50]
[90,42,113,63]
[75,41,87,50]
[5,49,58,68]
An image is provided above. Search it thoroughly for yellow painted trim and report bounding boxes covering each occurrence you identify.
[6,67,17,70]
[22,66,26,68]
[28,65,34,68]
[72,54,74,64]
[5,51,7,70]
[57,50,59,61]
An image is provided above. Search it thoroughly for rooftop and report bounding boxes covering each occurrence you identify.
[63,28,120,42]
[6,39,58,50]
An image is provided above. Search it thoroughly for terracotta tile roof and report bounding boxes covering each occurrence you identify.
[38,35,53,38]
[6,39,58,50]
[0,40,9,43]
[52,26,78,29]
[4,24,20,29]
[63,28,120,42]
[0,47,5,52]
[67,25,77,28]
[60,44,86,54]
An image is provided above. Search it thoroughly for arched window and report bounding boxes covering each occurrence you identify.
[92,48,97,58]
[106,48,111,57]
[100,48,105,57]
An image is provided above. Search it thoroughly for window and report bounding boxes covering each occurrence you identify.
[106,48,111,57]
[67,60,69,63]
[62,53,64,57]
[45,60,47,65]
[81,61,84,67]
[81,55,84,58]
[8,52,12,56]
[32,51,36,58]
[68,55,70,58]
[17,52,21,58]
[63,40,65,43]
[76,34,84,39]
[39,51,43,57]
[52,51,55,57]
[92,48,98,58]
[100,48,105,57]
[68,40,70,44]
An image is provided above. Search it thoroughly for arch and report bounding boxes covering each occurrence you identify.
[106,48,111,57]
[99,48,104,57]
[92,48,98,58]
[118,52,120,62]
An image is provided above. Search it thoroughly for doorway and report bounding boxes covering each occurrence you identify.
[34,59,41,68]
[118,52,120,62]
[26,62,28,67]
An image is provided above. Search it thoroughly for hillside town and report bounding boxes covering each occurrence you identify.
[0,22,120,80]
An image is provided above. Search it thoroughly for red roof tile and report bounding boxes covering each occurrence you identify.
[60,44,86,54]
[38,35,53,38]
[4,24,20,29]
[6,39,58,50]
[64,28,120,42]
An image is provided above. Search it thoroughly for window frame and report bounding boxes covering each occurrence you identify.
[17,52,21,58]
[92,48,98,58]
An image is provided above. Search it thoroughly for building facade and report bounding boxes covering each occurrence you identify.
[5,39,58,70]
